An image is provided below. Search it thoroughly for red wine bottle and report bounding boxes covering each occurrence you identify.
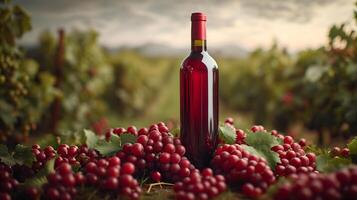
[180,12,219,168]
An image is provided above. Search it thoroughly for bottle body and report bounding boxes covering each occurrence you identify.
[180,50,219,168]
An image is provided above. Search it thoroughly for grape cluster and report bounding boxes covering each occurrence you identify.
[225,119,318,177]
[115,122,194,183]
[271,133,317,176]
[211,144,275,198]
[31,144,56,171]
[330,146,350,158]
[174,168,226,200]
[83,156,141,199]
[56,144,99,168]
[11,164,34,183]
[32,144,99,172]
[0,163,19,200]
[105,126,138,141]
[43,163,84,200]
[274,166,357,200]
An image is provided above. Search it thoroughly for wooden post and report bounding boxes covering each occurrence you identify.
[49,29,65,134]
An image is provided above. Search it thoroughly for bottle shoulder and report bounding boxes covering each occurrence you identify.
[181,51,218,70]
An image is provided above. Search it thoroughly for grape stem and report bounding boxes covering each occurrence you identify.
[147,182,174,193]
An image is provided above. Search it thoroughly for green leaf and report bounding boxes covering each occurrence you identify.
[316,154,352,173]
[305,144,328,155]
[120,133,137,145]
[242,144,280,169]
[95,133,136,157]
[95,134,121,156]
[0,144,15,166]
[244,131,282,169]
[241,145,266,160]
[84,129,99,149]
[347,137,357,155]
[218,124,236,144]
[13,144,34,167]
[24,158,55,187]
[245,131,282,147]
[171,128,180,137]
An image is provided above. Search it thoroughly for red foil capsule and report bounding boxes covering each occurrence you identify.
[191,12,206,40]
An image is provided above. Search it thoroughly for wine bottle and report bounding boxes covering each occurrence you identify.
[180,12,219,168]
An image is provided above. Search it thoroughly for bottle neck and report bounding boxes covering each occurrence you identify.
[191,20,207,52]
[191,40,207,52]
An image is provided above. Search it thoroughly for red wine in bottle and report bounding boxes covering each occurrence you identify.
[180,12,219,168]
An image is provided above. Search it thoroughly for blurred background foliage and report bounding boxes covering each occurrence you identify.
[0,0,357,146]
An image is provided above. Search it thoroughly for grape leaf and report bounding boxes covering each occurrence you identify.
[95,135,121,156]
[0,144,15,166]
[347,137,357,163]
[84,129,99,149]
[245,131,282,148]
[13,144,34,167]
[241,145,266,160]
[242,144,280,169]
[316,154,352,172]
[120,133,137,145]
[171,128,180,137]
[24,158,55,187]
[347,137,357,155]
[95,133,136,157]
[244,131,282,169]
[305,144,328,155]
[218,124,236,144]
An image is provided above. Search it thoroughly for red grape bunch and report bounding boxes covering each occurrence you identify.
[224,119,319,177]
[31,144,56,171]
[330,146,350,158]
[211,144,275,198]
[56,144,99,168]
[174,168,227,200]
[43,163,85,200]
[105,125,138,141]
[0,163,19,200]
[274,166,357,200]
[83,156,141,200]
[271,133,318,176]
[115,122,194,183]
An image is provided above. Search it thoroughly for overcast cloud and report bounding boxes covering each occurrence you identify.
[14,0,355,51]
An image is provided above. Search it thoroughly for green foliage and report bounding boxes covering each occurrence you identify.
[0,144,15,166]
[94,133,137,156]
[106,50,180,119]
[218,125,282,168]
[316,154,352,173]
[0,144,34,167]
[0,1,31,45]
[347,137,357,155]
[219,44,293,128]
[221,4,357,142]
[171,128,180,137]
[32,30,113,132]
[13,144,34,167]
[218,124,236,144]
[243,131,282,169]
[84,129,99,149]
[0,0,56,144]
[24,158,55,187]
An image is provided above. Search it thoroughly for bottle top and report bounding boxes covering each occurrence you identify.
[191,12,207,21]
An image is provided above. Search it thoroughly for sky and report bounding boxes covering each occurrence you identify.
[14,0,356,52]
